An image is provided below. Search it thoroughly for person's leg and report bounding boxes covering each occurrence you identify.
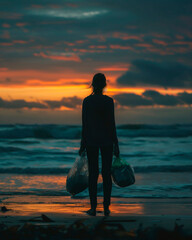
[100,145,113,210]
[86,145,99,210]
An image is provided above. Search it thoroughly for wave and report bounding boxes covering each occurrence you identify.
[1,185,192,198]
[0,190,70,196]
[0,167,70,174]
[8,140,40,144]
[73,183,192,198]
[1,165,192,174]
[1,193,191,198]
[134,165,192,172]
[0,146,29,153]
[0,124,192,139]
[0,146,75,156]
[0,124,81,139]
[118,124,192,138]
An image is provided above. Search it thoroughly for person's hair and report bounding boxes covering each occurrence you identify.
[91,73,106,95]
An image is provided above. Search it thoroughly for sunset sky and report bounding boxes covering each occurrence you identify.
[0,0,192,124]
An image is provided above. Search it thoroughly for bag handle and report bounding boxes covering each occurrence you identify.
[112,156,128,167]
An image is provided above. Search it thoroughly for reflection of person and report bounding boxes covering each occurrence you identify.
[79,73,120,216]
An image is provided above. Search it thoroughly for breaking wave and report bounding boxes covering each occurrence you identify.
[1,165,192,174]
[0,124,192,139]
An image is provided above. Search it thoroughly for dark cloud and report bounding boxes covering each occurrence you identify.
[114,93,152,107]
[0,98,47,109]
[0,96,82,110]
[45,96,82,109]
[0,90,191,115]
[117,60,192,88]
[177,91,192,104]
[5,77,11,83]
[143,90,180,106]
[0,0,191,124]
[0,0,192,77]
[114,90,192,107]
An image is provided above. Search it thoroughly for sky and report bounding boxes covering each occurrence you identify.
[0,0,192,124]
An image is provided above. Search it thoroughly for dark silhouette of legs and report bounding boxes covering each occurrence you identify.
[86,146,99,209]
[100,145,113,208]
[86,144,113,214]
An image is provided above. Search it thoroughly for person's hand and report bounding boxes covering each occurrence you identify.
[78,146,85,156]
[114,144,120,158]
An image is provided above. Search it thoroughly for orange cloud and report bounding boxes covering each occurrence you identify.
[175,35,184,40]
[76,40,87,44]
[135,43,154,48]
[152,39,168,46]
[16,22,28,27]
[97,64,131,72]
[97,67,129,71]
[172,41,192,48]
[72,48,110,53]
[0,68,8,71]
[34,52,81,62]
[0,42,13,46]
[147,48,174,55]
[112,32,143,41]
[13,40,28,44]
[135,41,187,55]
[89,45,107,49]
[110,45,133,50]
[64,42,75,46]
[2,23,10,28]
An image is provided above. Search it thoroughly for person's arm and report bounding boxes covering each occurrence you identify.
[110,99,120,157]
[79,99,86,156]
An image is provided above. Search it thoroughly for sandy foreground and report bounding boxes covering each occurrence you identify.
[0,197,192,239]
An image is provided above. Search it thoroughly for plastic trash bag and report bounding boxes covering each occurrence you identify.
[66,151,89,195]
[111,156,135,187]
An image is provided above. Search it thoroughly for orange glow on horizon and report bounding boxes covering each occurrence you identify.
[0,85,89,100]
[1,69,192,104]
[0,84,192,102]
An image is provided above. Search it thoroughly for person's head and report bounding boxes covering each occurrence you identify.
[91,73,106,95]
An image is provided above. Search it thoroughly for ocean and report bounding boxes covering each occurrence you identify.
[0,123,192,202]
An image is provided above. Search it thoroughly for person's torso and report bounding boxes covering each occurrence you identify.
[83,94,113,146]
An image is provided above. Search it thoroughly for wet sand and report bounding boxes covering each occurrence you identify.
[1,196,192,239]
[1,195,192,216]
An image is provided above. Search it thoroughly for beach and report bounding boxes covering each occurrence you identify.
[1,195,192,239]
[1,0,192,237]
[0,124,192,239]
[1,197,192,239]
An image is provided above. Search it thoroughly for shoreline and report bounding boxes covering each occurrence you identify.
[1,196,192,217]
[1,196,192,239]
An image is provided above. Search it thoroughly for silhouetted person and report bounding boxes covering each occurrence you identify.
[79,73,120,216]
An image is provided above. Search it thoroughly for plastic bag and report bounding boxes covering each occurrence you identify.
[111,156,135,187]
[66,151,89,195]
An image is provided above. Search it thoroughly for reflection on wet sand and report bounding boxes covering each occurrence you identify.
[1,195,192,217]
[0,195,144,216]
[0,175,67,192]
